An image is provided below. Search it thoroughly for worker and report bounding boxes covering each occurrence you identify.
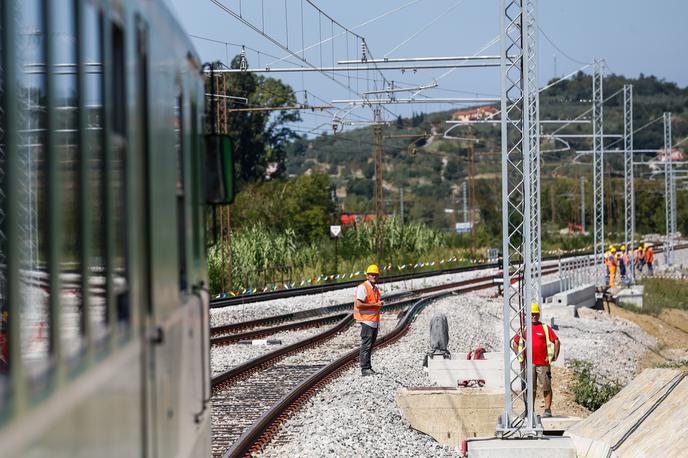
[512,303,561,418]
[607,246,618,288]
[604,245,613,286]
[644,243,654,275]
[354,264,384,376]
[635,245,645,273]
[618,245,628,282]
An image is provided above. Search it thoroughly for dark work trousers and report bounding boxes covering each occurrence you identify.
[359,323,379,370]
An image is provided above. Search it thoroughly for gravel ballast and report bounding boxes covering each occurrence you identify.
[209,268,501,327]
[256,286,657,457]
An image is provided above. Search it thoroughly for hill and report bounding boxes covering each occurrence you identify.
[285,73,688,236]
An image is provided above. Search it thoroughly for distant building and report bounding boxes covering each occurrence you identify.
[451,105,499,122]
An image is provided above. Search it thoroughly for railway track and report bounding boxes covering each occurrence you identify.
[210,244,684,310]
[210,275,503,458]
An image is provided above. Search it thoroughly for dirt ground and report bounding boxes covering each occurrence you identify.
[607,303,688,369]
[543,303,688,419]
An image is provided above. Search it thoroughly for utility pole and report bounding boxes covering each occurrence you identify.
[580,176,586,233]
[664,112,675,266]
[623,85,634,282]
[373,107,384,260]
[497,0,542,437]
[462,181,468,223]
[592,59,605,284]
[468,140,476,235]
[400,186,404,225]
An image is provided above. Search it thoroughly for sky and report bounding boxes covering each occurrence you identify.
[167,0,688,134]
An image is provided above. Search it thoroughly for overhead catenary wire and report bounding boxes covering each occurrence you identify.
[384,0,466,58]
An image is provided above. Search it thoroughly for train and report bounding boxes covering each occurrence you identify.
[0,0,228,455]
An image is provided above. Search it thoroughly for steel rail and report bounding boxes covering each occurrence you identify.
[210,251,587,309]
[222,282,495,458]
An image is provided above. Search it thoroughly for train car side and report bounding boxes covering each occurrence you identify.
[0,0,210,456]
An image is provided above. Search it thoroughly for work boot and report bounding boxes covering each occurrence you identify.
[361,369,375,377]
[543,409,552,418]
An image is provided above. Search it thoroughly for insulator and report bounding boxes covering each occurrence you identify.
[239,46,248,71]
[360,40,367,63]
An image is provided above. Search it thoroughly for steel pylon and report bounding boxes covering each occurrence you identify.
[623,85,634,282]
[663,112,675,266]
[497,0,542,438]
[592,60,604,285]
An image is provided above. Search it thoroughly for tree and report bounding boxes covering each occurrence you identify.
[212,56,301,187]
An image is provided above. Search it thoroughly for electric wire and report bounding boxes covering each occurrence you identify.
[384,0,465,57]
[538,25,592,66]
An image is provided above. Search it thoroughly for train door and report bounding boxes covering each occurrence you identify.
[136,19,209,457]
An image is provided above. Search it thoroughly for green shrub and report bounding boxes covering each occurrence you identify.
[567,359,622,411]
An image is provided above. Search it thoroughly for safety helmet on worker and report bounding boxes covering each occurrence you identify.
[531,303,540,314]
[610,247,616,253]
[621,245,626,251]
[365,264,380,275]
[609,244,616,251]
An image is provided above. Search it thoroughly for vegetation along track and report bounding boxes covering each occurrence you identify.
[210,273,517,458]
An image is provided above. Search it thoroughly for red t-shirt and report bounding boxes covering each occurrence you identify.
[513,323,558,366]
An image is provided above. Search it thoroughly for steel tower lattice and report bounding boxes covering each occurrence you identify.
[623,85,634,282]
[663,112,675,266]
[592,60,604,284]
[497,0,542,437]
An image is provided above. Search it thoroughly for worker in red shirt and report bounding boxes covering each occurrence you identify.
[512,303,561,418]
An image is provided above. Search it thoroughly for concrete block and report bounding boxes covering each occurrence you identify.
[613,285,644,309]
[467,436,577,458]
[395,387,503,447]
[550,284,595,308]
[541,416,582,432]
[540,278,562,300]
[567,368,688,458]
[427,352,504,390]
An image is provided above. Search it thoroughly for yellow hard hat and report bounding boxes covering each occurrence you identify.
[621,245,626,251]
[610,247,616,253]
[609,245,616,251]
[365,264,380,275]
[531,303,540,314]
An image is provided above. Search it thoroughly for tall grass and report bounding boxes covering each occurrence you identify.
[208,217,454,295]
[636,278,688,316]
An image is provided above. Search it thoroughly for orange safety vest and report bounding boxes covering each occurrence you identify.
[645,248,654,263]
[353,281,381,322]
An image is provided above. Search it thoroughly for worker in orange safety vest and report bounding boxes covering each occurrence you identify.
[644,243,654,275]
[607,247,618,287]
[354,264,384,376]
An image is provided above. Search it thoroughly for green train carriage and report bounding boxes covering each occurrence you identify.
[0,0,230,455]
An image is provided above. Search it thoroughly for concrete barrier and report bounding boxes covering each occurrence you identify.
[567,368,688,457]
[541,278,562,300]
[550,283,596,308]
[427,352,504,390]
[613,285,644,309]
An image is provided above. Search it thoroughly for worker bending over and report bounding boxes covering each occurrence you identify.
[354,264,384,376]
[512,303,561,418]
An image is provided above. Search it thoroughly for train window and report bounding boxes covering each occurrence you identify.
[54,0,83,361]
[0,2,9,407]
[176,87,187,293]
[110,22,129,333]
[110,24,125,135]
[190,102,201,265]
[84,5,108,343]
[17,0,52,379]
